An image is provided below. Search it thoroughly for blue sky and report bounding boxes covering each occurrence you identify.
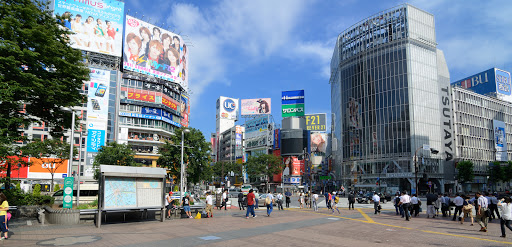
[125,0,512,138]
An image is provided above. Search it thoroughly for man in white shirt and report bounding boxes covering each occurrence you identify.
[372,192,381,214]
[475,192,489,232]
[488,192,500,222]
[452,193,464,221]
[399,191,411,221]
[276,193,284,210]
[266,192,275,217]
[220,189,228,210]
[312,192,319,211]
[411,194,420,217]
[205,191,213,218]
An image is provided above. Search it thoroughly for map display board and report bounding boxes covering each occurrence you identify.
[103,177,163,209]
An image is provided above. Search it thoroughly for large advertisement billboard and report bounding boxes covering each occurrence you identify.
[283,156,304,176]
[52,0,124,57]
[282,90,305,104]
[241,98,271,115]
[347,98,361,129]
[245,116,269,139]
[282,104,305,117]
[28,158,69,179]
[123,15,188,91]
[311,133,327,153]
[305,113,327,132]
[493,119,508,161]
[180,95,190,127]
[452,68,512,102]
[219,96,238,120]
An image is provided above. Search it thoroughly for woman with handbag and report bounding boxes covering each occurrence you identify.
[461,195,474,226]
[0,193,9,240]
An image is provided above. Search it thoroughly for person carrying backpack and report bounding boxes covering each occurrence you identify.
[265,192,275,217]
[348,192,355,210]
[331,192,340,214]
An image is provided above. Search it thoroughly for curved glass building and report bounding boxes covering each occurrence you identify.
[330,4,454,194]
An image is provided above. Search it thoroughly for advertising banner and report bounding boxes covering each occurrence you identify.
[63,177,74,209]
[311,133,327,153]
[452,68,512,103]
[219,96,238,120]
[347,98,361,129]
[123,15,188,91]
[282,90,305,105]
[493,119,508,161]
[282,103,305,117]
[245,116,269,139]
[180,95,190,127]
[283,156,304,176]
[27,158,69,179]
[273,129,281,149]
[0,157,29,179]
[241,98,271,115]
[52,0,125,57]
[305,113,327,132]
[87,69,110,121]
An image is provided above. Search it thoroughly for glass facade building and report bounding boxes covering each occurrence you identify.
[330,4,453,194]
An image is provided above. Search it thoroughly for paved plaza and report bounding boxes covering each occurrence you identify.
[5,199,512,247]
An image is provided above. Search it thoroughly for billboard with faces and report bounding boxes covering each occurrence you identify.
[52,0,125,57]
[123,15,189,91]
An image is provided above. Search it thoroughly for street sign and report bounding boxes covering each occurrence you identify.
[422,144,430,150]
[319,176,331,180]
[428,181,432,188]
[63,177,74,209]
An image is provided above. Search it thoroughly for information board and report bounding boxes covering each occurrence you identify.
[103,177,162,209]
[63,177,74,209]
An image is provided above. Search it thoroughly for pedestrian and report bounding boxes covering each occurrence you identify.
[285,190,292,208]
[299,192,305,209]
[245,189,256,219]
[205,191,213,218]
[411,194,420,217]
[426,193,437,218]
[393,192,401,215]
[475,192,489,232]
[452,193,464,221]
[489,192,500,222]
[348,192,355,210]
[276,192,284,210]
[254,191,260,209]
[0,193,8,240]
[399,191,411,221]
[326,191,332,210]
[332,192,340,214]
[238,191,245,211]
[441,193,450,217]
[372,192,381,215]
[265,192,275,217]
[165,191,173,219]
[498,196,512,238]
[182,192,193,218]
[435,193,442,217]
[220,189,228,210]
[460,195,474,226]
[312,191,319,211]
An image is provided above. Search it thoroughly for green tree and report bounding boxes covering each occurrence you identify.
[158,128,212,189]
[245,154,282,193]
[0,144,30,189]
[488,162,504,191]
[33,184,41,196]
[504,162,512,185]
[0,0,89,148]
[21,139,75,191]
[456,160,474,192]
[92,142,140,179]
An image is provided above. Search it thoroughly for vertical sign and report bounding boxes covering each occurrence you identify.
[63,177,74,209]
[493,119,507,161]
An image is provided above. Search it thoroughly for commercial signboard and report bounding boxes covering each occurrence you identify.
[63,177,74,209]
[245,116,269,138]
[0,157,29,179]
[305,113,327,132]
[282,103,305,117]
[52,0,125,57]
[273,129,281,149]
[219,96,238,120]
[283,176,301,184]
[27,158,69,179]
[282,90,305,105]
[283,156,304,176]
[180,95,190,127]
[241,98,271,115]
[123,15,189,91]
[311,133,327,153]
[347,98,361,129]
[452,68,512,102]
[493,119,508,161]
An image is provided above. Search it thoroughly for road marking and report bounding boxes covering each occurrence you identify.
[421,230,512,245]
[199,236,221,241]
[356,208,375,223]
[327,218,340,220]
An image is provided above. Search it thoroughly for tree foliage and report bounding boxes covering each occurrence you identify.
[245,154,282,192]
[504,162,512,183]
[92,142,140,179]
[21,139,75,191]
[212,161,241,178]
[456,160,474,184]
[0,0,90,148]
[488,162,504,186]
[157,128,212,187]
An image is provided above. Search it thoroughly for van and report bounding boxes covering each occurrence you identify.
[53,183,98,206]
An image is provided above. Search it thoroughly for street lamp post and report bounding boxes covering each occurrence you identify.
[68,110,76,180]
[180,128,190,205]
[76,131,87,207]
[414,145,438,196]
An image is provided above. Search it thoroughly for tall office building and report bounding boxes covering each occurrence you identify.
[330,4,454,194]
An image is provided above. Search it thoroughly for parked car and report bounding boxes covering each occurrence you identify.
[229,188,241,198]
[356,193,371,204]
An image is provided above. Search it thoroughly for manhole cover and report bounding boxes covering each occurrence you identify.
[37,236,101,246]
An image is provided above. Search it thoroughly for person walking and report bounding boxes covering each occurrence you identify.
[411,194,420,217]
[475,192,489,232]
[238,191,245,211]
[205,191,214,218]
[372,192,381,215]
[299,192,305,209]
[441,193,451,217]
[435,193,442,217]
[285,191,291,208]
[265,192,275,217]
[393,192,401,215]
[452,193,464,221]
[460,195,474,226]
[426,193,437,218]
[498,197,512,238]
[276,192,284,210]
[348,192,355,210]
[182,193,193,219]
[165,191,173,219]
[399,191,411,221]
[312,192,319,211]
[254,191,260,209]
[0,193,9,240]
[489,192,500,222]
[326,191,332,210]
[331,192,340,214]
[220,189,229,210]
[245,189,256,218]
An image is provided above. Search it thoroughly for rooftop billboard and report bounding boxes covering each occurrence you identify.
[123,15,189,91]
[52,0,125,57]
[241,98,271,115]
[452,68,511,101]
[219,96,238,120]
[305,113,327,132]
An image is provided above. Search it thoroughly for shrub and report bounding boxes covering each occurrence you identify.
[3,187,54,206]
[54,184,60,192]
[16,183,21,191]
[33,184,41,196]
